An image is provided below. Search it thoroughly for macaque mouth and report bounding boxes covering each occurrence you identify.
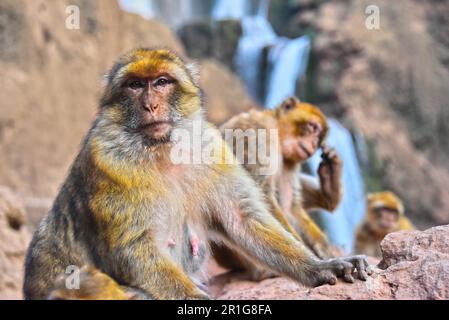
[138,121,174,138]
[139,121,173,130]
[299,143,313,157]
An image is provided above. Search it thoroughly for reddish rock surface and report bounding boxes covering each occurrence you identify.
[0,186,31,300]
[210,225,449,300]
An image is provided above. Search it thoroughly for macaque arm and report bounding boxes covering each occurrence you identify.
[300,174,339,211]
[211,205,322,286]
[111,236,208,300]
[209,174,345,287]
[267,193,304,242]
[261,175,303,242]
[291,202,334,259]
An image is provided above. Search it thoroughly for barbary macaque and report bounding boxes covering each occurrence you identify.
[23,49,370,300]
[212,97,343,279]
[355,191,414,257]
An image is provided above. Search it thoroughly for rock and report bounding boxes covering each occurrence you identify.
[179,19,242,70]
[377,226,449,299]
[211,225,449,300]
[0,186,31,300]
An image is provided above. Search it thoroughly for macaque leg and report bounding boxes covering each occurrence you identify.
[111,239,209,300]
[292,207,335,259]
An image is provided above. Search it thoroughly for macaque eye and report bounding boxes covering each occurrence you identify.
[128,80,146,89]
[153,77,172,87]
[374,208,383,216]
[307,122,320,134]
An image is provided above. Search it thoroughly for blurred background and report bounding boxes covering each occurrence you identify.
[0,0,449,299]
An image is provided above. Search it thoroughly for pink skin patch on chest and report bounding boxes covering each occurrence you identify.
[190,234,199,257]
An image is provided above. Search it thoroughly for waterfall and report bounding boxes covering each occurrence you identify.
[265,35,311,108]
[234,16,277,100]
[212,0,250,19]
[213,0,310,106]
[118,0,156,19]
[306,120,366,252]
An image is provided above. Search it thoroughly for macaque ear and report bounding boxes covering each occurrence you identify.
[275,96,300,118]
[281,96,299,111]
[186,61,200,86]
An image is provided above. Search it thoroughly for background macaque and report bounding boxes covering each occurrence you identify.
[23,49,370,300]
[213,97,343,280]
[355,191,414,257]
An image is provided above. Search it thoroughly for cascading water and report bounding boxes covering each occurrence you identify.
[306,120,366,252]
[212,0,276,101]
[234,16,277,100]
[265,36,310,108]
[213,0,311,107]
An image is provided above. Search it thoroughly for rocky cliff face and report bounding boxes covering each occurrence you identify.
[0,187,31,300]
[210,224,449,300]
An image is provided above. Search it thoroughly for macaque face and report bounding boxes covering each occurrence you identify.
[102,49,201,145]
[277,97,328,163]
[372,206,399,231]
[295,121,324,161]
[123,74,177,141]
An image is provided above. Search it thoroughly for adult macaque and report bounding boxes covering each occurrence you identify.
[24,49,370,300]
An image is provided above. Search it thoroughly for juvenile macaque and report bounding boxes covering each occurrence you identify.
[24,49,370,300]
[212,98,345,280]
[355,191,414,257]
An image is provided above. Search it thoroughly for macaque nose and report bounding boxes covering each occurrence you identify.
[143,102,158,113]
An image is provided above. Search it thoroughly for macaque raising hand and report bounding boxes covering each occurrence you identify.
[214,97,356,280]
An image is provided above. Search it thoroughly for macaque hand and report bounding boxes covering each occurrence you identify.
[312,255,373,287]
[318,146,342,209]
